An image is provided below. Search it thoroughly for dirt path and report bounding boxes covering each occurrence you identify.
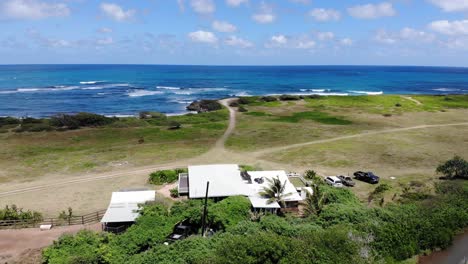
[216,98,237,150]
[401,95,422,105]
[0,223,101,263]
[251,122,468,156]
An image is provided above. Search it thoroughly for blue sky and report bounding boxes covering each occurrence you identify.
[1,0,468,66]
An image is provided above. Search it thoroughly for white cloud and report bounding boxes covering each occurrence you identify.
[271,35,288,45]
[0,0,69,20]
[177,0,185,12]
[428,0,468,12]
[252,2,275,24]
[224,36,253,48]
[96,37,113,45]
[98,27,113,34]
[374,28,435,44]
[400,27,435,41]
[295,40,316,49]
[316,31,335,41]
[226,0,248,7]
[191,0,215,14]
[374,29,397,44]
[348,2,396,19]
[429,20,468,35]
[212,20,237,33]
[309,8,341,22]
[340,38,353,46]
[188,30,218,44]
[100,3,135,22]
[289,0,311,4]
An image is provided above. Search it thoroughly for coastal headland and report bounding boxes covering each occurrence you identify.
[0,94,467,215]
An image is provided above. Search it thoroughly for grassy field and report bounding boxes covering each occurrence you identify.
[226,95,468,151]
[0,109,228,183]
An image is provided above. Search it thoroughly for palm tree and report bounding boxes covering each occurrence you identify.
[300,184,327,217]
[259,176,292,208]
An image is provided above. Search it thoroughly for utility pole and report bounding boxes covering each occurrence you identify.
[201,181,210,237]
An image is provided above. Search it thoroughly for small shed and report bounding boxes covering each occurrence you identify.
[101,190,155,232]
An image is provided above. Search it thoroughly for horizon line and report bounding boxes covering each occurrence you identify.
[0,63,467,68]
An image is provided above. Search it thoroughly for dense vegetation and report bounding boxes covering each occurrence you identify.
[437,156,468,180]
[42,179,468,263]
[0,107,228,133]
[0,204,42,222]
[148,168,187,185]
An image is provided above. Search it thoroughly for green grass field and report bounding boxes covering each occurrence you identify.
[226,95,468,151]
[0,109,229,182]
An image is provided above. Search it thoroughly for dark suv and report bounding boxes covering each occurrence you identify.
[353,171,380,184]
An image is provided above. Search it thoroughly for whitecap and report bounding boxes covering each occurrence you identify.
[349,90,383,95]
[156,86,180,90]
[17,88,40,92]
[127,90,164,97]
[311,89,327,92]
[80,81,105,85]
[173,91,193,95]
[432,88,459,92]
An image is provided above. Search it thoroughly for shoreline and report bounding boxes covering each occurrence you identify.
[0,93,466,119]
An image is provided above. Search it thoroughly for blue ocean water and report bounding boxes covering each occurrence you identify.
[0,65,468,117]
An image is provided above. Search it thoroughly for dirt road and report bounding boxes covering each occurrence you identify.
[0,223,101,263]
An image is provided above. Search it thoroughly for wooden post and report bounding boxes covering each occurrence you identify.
[201,181,210,237]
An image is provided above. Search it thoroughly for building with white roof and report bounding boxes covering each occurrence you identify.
[178,164,303,211]
[101,190,155,232]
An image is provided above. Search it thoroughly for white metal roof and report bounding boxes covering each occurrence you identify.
[188,164,252,198]
[248,196,281,209]
[101,190,155,223]
[247,170,303,202]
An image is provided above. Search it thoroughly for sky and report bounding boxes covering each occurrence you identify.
[1,0,468,66]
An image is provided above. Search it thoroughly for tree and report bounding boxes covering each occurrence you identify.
[436,156,468,180]
[301,185,328,217]
[259,176,292,208]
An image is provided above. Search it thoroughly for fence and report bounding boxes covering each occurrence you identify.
[0,209,106,229]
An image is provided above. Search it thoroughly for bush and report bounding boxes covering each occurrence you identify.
[279,95,300,101]
[237,97,258,105]
[170,188,179,198]
[14,123,54,132]
[0,117,21,126]
[167,121,181,130]
[260,96,277,102]
[436,155,468,180]
[238,106,248,112]
[51,113,114,129]
[0,204,42,222]
[187,100,223,112]
[148,168,187,185]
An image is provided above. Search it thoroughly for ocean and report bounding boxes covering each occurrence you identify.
[0,65,468,117]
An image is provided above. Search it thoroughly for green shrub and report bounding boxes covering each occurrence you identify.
[238,106,248,112]
[170,188,179,198]
[0,204,42,222]
[436,155,468,180]
[279,95,301,101]
[148,168,187,185]
[260,96,277,102]
[237,97,259,105]
[0,117,21,126]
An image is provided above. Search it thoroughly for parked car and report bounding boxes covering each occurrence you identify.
[353,171,380,184]
[325,176,344,187]
[166,222,194,243]
[337,175,355,187]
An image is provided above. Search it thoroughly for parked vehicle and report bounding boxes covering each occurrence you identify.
[166,222,194,243]
[353,171,380,184]
[337,175,355,187]
[325,176,344,187]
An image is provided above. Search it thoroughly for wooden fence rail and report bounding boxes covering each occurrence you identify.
[0,209,106,229]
